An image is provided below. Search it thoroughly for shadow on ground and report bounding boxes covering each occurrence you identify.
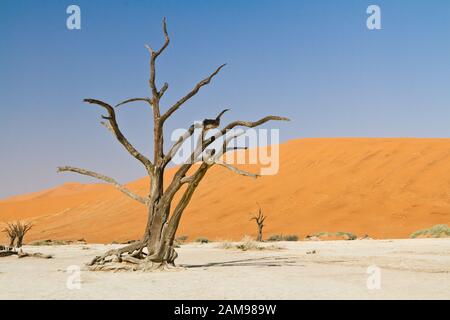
[181,256,302,269]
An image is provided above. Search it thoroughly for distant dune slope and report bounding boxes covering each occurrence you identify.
[1,138,450,243]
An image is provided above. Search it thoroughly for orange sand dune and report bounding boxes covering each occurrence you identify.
[1,138,449,243]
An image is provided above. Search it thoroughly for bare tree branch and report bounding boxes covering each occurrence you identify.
[177,126,206,165]
[251,203,267,224]
[212,129,246,161]
[163,123,202,166]
[100,121,113,133]
[165,163,210,241]
[144,18,170,164]
[145,17,170,58]
[161,127,206,203]
[164,116,287,205]
[114,97,152,109]
[57,166,148,205]
[159,82,169,98]
[180,175,194,184]
[214,161,260,178]
[222,116,290,132]
[83,98,154,171]
[146,17,170,99]
[198,116,290,155]
[161,64,226,122]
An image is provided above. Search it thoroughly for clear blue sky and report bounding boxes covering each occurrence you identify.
[1,0,450,198]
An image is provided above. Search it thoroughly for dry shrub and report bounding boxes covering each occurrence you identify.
[410,224,450,238]
[267,234,299,241]
[305,231,356,241]
[194,237,210,244]
[217,236,283,251]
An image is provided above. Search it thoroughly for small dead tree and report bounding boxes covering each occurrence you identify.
[2,221,33,249]
[57,18,289,271]
[2,223,17,248]
[14,221,33,248]
[1,221,52,259]
[250,204,267,242]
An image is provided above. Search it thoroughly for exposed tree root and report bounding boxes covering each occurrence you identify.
[88,241,144,266]
[87,258,183,272]
[86,242,182,272]
[0,251,16,257]
[0,248,52,259]
[17,250,53,259]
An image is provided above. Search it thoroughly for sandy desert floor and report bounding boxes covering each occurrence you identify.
[0,239,449,300]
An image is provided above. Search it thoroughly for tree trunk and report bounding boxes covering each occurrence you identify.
[9,236,16,248]
[17,236,23,248]
[257,226,263,242]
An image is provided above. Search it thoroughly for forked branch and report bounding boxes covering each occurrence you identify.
[83,98,153,171]
[200,116,290,153]
[145,17,170,99]
[163,123,201,166]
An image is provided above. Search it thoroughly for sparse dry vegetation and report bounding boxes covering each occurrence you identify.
[282,234,299,241]
[174,235,189,247]
[267,234,283,241]
[29,240,69,246]
[176,235,189,243]
[29,239,86,246]
[305,231,357,241]
[216,236,283,251]
[236,236,263,251]
[410,224,450,239]
[216,241,234,249]
[195,237,210,244]
[267,234,299,241]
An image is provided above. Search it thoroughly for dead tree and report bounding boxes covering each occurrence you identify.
[2,221,32,249]
[250,204,267,242]
[2,223,17,248]
[57,18,289,271]
[14,221,33,248]
[1,221,52,259]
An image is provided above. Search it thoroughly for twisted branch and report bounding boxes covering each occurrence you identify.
[83,98,153,171]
